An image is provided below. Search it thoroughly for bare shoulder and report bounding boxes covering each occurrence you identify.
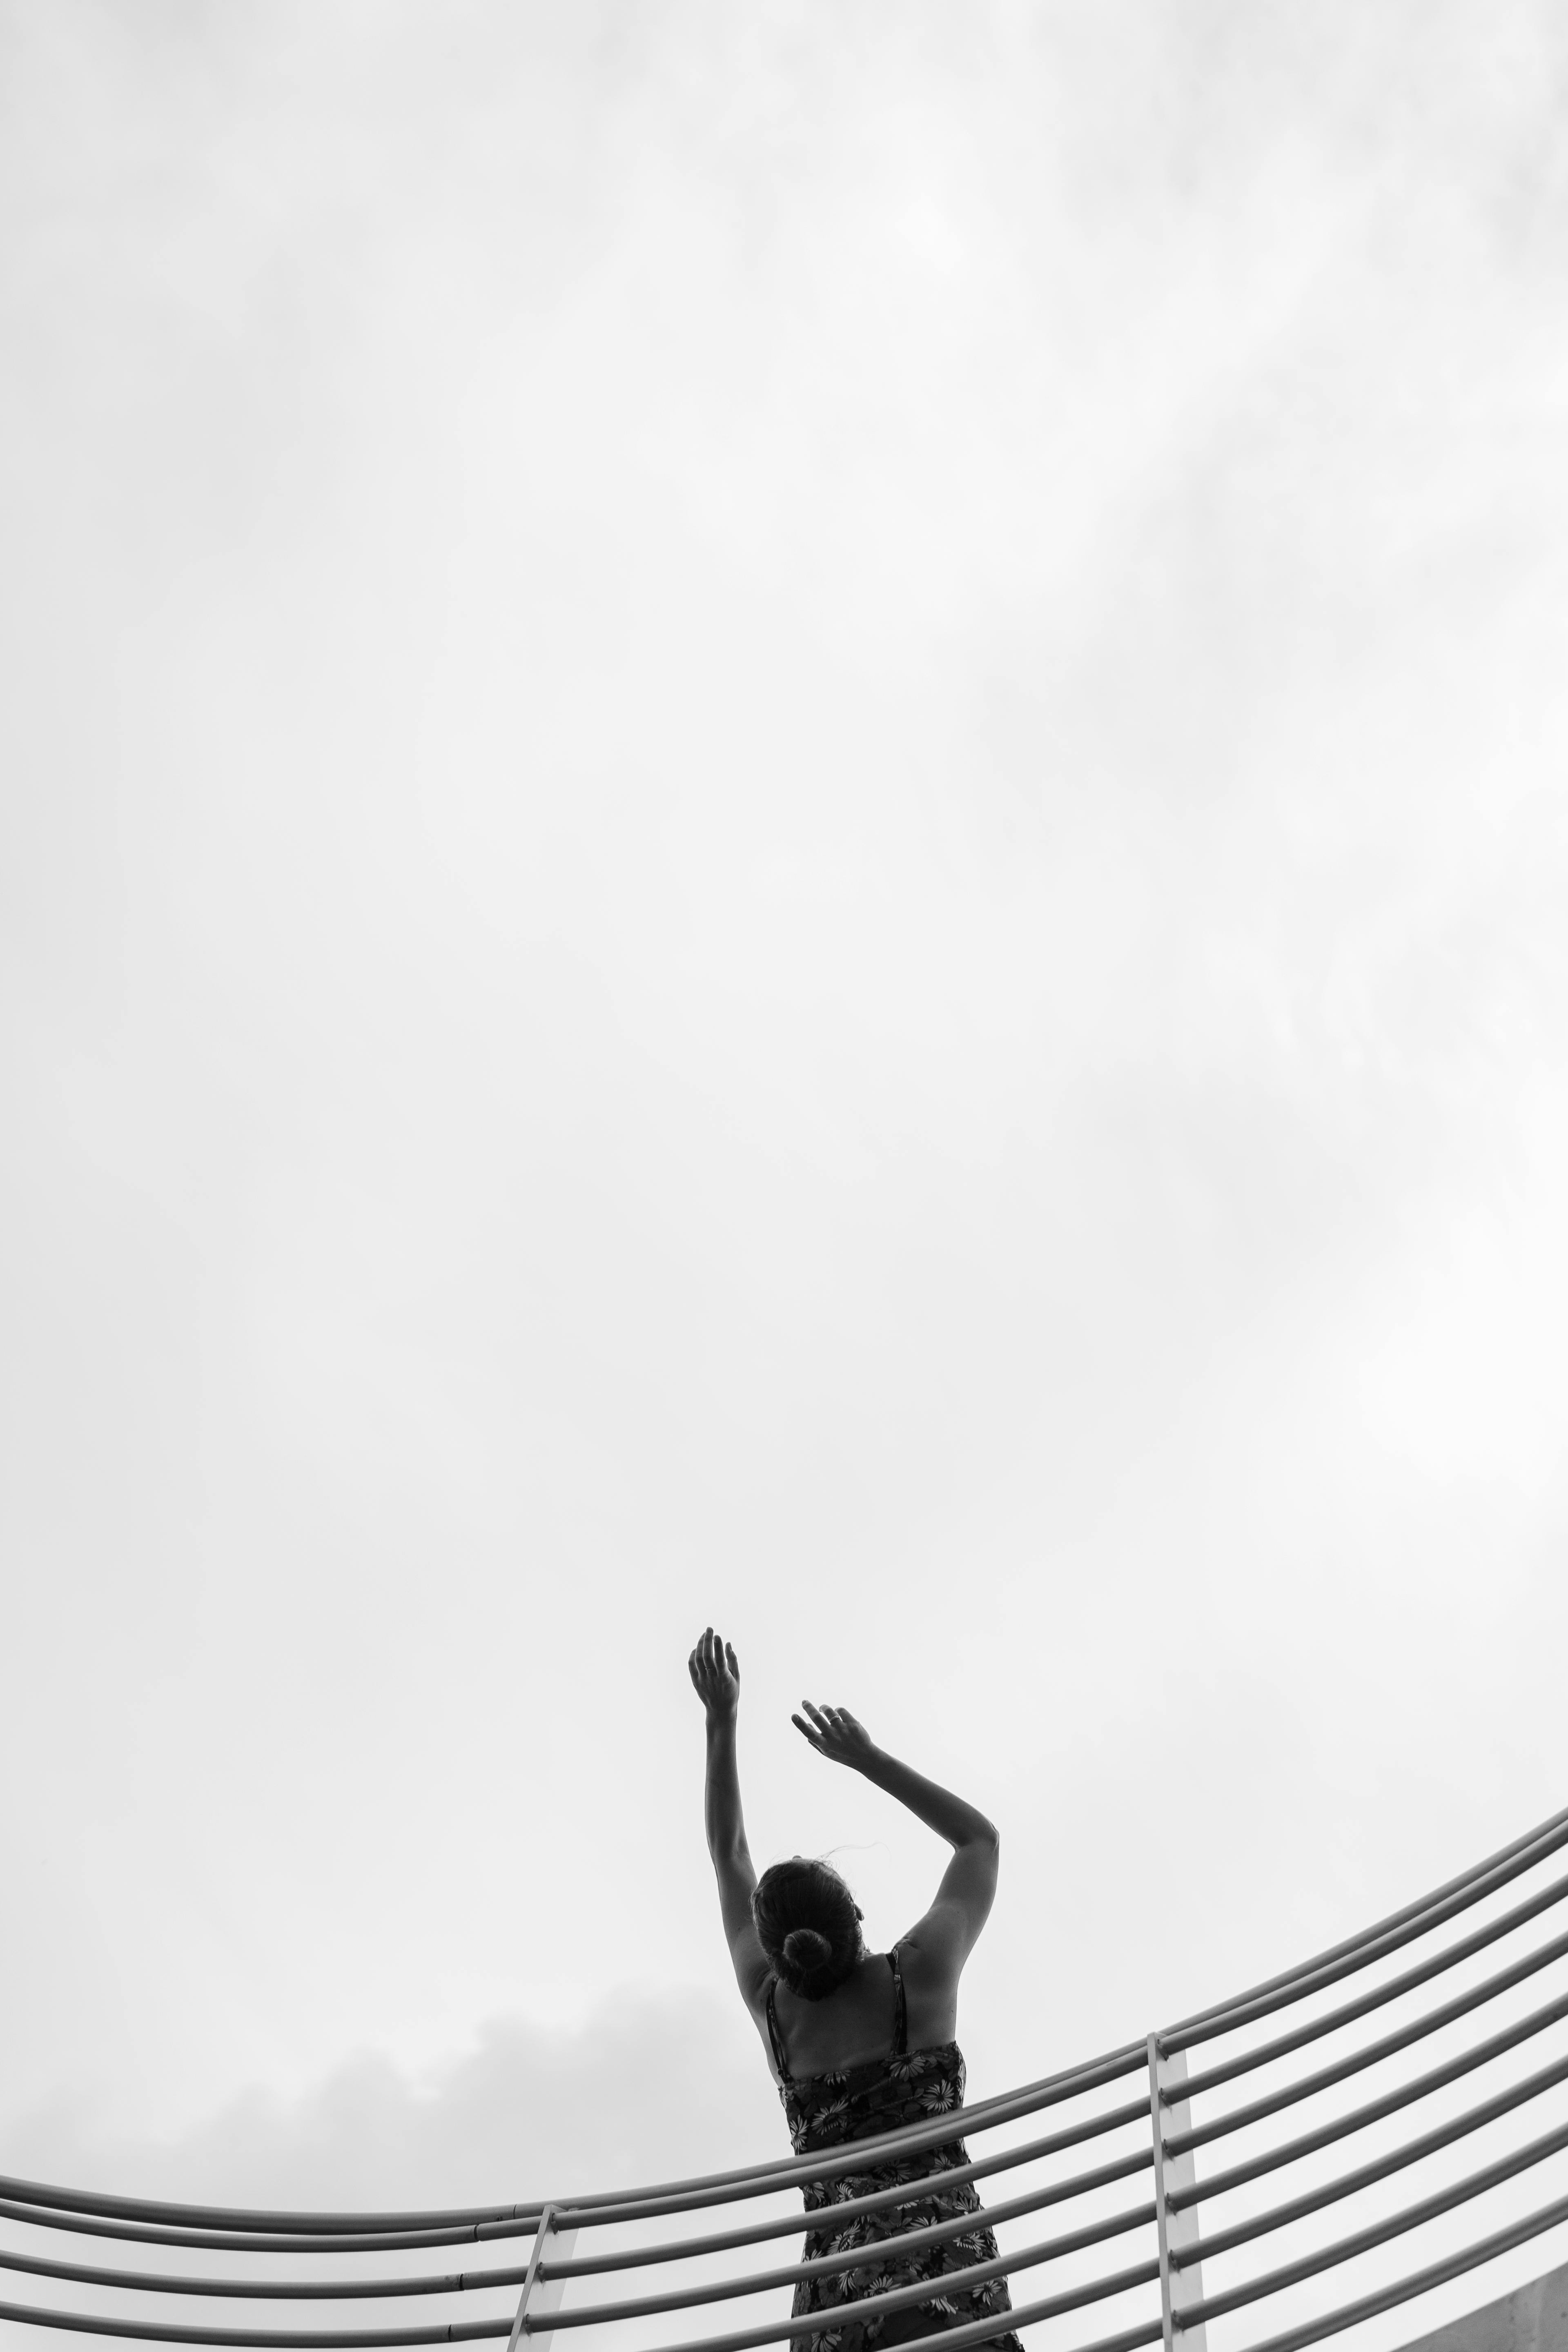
[896,1923,957,1987]
[893,1927,961,2047]
[896,1920,940,1966]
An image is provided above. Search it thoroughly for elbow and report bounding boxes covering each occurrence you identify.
[970,1820,1000,1856]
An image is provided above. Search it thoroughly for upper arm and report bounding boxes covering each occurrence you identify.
[712,1846,771,2011]
[902,1832,1000,1986]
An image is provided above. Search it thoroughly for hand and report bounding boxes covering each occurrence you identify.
[792,1701,878,1769]
[688,1626,740,1724]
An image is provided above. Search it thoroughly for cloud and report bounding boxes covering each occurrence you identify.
[6,1988,780,2212]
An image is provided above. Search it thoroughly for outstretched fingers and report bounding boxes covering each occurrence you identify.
[690,1627,741,1713]
[794,1699,842,1751]
[792,1701,871,1762]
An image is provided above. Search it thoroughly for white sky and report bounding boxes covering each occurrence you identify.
[2,0,1568,2225]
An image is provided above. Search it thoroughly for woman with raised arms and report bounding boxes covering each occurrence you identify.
[688,1626,1023,2352]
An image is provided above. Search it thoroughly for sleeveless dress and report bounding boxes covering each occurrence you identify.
[767,1948,1024,2352]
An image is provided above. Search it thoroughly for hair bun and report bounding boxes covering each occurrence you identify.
[753,1857,862,1999]
[782,1927,833,1969]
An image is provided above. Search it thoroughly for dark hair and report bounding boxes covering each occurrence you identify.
[752,1857,863,2000]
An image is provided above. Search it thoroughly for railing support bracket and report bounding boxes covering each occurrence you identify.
[508,2204,579,2352]
[1150,2032,1207,2352]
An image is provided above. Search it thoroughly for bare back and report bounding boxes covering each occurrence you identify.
[757,1931,962,2081]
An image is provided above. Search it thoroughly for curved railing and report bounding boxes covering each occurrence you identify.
[7,1801,1568,2352]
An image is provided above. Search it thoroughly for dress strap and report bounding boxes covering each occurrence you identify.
[886,1945,908,2056]
[764,1978,792,2083]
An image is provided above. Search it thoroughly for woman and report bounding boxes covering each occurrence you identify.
[688,1626,1023,2352]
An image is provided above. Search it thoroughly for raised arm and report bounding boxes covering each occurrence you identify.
[689,1629,770,2011]
[793,1702,1000,1996]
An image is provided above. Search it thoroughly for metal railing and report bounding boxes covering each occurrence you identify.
[8,1801,1568,2352]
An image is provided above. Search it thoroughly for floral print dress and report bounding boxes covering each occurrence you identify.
[767,1947,1024,2352]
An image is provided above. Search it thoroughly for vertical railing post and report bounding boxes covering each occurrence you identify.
[1148,2034,1207,2352]
[507,2205,579,2352]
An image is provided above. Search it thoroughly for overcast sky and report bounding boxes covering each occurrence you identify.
[3,0,1568,2236]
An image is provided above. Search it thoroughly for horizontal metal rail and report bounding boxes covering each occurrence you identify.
[535,2242,1163,2352]
[1180,2114,1568,2325]
[1166,1938,1568,2156]
[776,2303,1161,2352]
[1230,2188,1568,2352]
[542,2140,1153,2279]
[0,2257,527,2305]
[0,2299,1166,2352]
[1179,1869,1568,2101]
[0,2123,1160,2327]
[0,2214,535,2258]
[0,2180,1154,2314]
[0,2139,1105,2277]
[841,2308,1161,2352]
[0,2305,513,2347]
[1185,2042,1568,2263]
[0,2197,545,2247]
[1164,1800,1568,2049]
[1169,1981,1568,2207]
[1,2051,1147,2244]
[533,2195,1156,2332]
[0,2236,1164,2351]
